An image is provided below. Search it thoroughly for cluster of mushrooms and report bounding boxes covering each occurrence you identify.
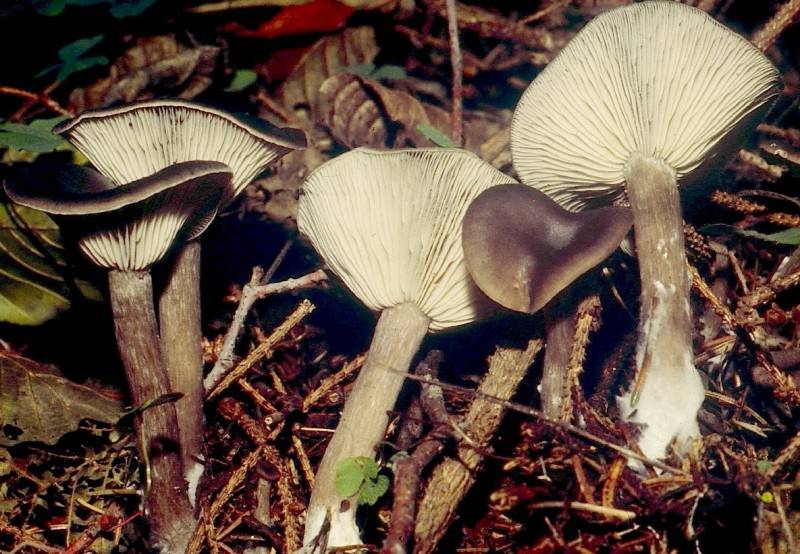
[3,2,781,552]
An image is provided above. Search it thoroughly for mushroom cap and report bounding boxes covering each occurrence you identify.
[297,148,513,331]
[511,1,780,211]
[4,161,232,271]
[55,99,306,205]
[462,184,632,313]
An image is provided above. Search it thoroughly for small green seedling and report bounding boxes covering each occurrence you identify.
[36,35,109,82]
[335,456,390,506]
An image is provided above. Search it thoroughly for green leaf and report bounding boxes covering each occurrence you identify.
[760,491,774,504]
[370,64,407,81]
[225,69,258,92]
[58,34,104,62]
[416,124,456,148]
[109,0,157,18]
[358,473,389,506]
[335,457,367,498]
[359,456,379,479]
[0,352,123,446]
[56,55,109,82]
[0,117,67,154]
[34,0,67,15]
[700,224,800,246]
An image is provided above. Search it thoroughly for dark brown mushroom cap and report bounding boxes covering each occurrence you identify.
[54,99,306,205]
[4,161,232,271]
[462,184,632,314]
[4,161,230,216]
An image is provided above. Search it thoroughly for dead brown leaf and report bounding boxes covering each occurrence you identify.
[315,72,450,148]
[279,27,379,115]
[68,36,220,113]
[0,352,123,446]
[315,72,507,151]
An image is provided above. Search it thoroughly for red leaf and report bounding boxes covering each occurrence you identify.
[258,45,312,84]
[223,0,355,40]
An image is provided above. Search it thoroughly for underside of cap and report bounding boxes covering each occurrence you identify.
[511,1,780,211]
[462,184,632,314]
[6,161,232,271]
[297,148,513,331]
[56,99,306,204]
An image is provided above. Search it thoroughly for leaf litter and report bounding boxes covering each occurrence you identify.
[0,0,799,552]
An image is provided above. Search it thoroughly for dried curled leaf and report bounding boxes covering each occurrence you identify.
[279,27,379,114]
[68,35,220,112]
[0,352,123,445]
[314,72,452,148]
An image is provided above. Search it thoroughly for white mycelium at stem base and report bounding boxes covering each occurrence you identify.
[510,1,780,460]
[297,148,511,549]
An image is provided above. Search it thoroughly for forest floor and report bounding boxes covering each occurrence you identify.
[0,0,798,552]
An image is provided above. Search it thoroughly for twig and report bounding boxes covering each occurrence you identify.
[752,0,800,52]
[525,501,637,521]
[0,83,72,120]
[382,439,447,554]
[269,447,302,553]
[206,246,325,386]
[417,350,449,426]
[421,0,552,49]
[562,294,601,422]
[188,446,267,553]
[398,371,688,476]
[571,455,596,504]
[382,351,449,554]
[0,518,62,553]
[302,353,367,412]
[291,433,315,488]
[772,487,796,552]
[414,340,543,554]
[690,266,800,405]
[205,299,316,397]
[444,0,463,145]
[601,457,627,509]
[64,503,125,554]
[520,0,570,24]
[765,431,800,481]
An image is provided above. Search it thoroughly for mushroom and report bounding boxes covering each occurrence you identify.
[54,99,306,476]
[4,160,232,551]
[297,148,510,549]
[510,1,780,459]
[462,184,632,420]
[461,183,632,312]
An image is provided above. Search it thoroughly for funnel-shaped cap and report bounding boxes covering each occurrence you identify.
[55,99,306,206]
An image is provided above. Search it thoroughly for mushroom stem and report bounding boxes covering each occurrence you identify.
[303,302,431,549]
[108,270,195,551]
[621,153,704,459]
[541,289,577,420]
[158,241,205,478]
